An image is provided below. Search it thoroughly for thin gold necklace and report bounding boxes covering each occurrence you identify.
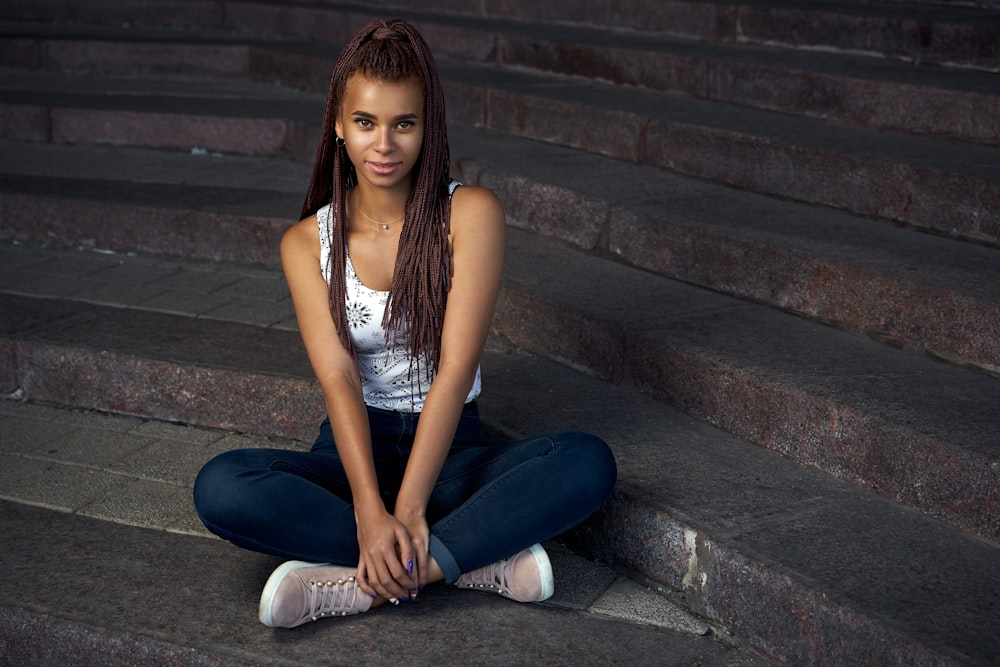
[355,206,404,230]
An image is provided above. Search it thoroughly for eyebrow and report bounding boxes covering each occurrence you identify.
[350,111,420,121]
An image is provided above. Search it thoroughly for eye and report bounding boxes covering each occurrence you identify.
[354,118,372,128]
[397,120,413,129]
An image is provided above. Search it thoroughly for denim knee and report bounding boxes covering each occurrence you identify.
[552,430,617,508]
[192,450,247,530]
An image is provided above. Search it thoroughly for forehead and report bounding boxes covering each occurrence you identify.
[342,73,424,112]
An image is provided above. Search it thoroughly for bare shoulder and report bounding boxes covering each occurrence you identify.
[281,213,320,263]
[450,185,505,235]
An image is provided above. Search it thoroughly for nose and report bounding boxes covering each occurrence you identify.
[374,127,394,153]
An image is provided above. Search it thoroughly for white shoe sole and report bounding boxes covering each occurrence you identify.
[529,543,555,601]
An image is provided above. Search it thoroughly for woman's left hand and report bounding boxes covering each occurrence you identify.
[396,512,429,597]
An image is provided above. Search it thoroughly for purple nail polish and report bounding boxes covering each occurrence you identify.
[407,559,413,574]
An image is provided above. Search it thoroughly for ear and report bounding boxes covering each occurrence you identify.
[334,118,343,142]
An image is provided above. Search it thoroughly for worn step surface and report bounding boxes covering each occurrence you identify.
[3,109,998,371]
[7,0,1000,72]
[4,99,999,374]
[364,0,1000,70]
[0,506,741,666]
[3,22,997,245]
[6,3,998,144]
[2,216,998,544]
[1,284,997,665]
[1,0,997,664]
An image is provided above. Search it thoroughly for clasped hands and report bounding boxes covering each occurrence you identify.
[355,507,430,604]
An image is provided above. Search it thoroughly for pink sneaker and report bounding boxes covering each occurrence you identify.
[258,561,373,628]
[455,543,554,602]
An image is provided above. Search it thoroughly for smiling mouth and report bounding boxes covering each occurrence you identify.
[367,161,401,175]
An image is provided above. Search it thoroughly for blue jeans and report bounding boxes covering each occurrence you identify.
[193,404,617,583]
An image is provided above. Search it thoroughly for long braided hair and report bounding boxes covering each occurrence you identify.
[299,19,452,380]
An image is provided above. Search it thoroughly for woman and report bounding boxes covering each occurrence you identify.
[193,18,617,629]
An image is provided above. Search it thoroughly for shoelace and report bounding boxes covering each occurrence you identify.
[462,558,510,594]
[307,575,361,620]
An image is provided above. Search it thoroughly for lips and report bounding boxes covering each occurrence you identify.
[367,161,401,176]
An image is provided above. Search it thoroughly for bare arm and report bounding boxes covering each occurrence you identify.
[392,186,507,586]
[281,217,414,601]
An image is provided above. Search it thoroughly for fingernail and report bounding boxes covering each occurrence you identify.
[370,593,378,599]
[418,583,425,591]
[409,588,419,599]
[389,597,400,606]
[407,560,413,574]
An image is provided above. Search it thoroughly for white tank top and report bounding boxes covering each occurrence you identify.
[316,187,482,412]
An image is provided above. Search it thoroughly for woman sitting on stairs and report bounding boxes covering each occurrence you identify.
[193,18,617,628]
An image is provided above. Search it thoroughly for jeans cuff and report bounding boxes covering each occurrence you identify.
[429,533,461,584]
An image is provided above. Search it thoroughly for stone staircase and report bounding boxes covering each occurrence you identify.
[1,1,998,664]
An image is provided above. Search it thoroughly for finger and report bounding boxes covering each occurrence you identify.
[415,543,428,595]
[372,558,408,602]
[395,532,417,590]
[384,550,413,594]
[355,560,377,599]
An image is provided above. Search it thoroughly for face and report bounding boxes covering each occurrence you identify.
[335,73,425,192]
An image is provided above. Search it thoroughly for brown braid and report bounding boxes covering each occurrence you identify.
[299,19,452,380]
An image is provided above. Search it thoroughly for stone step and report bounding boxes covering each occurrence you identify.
[4,129,998,375]
[0,67,323,158]
[450,128,1000,376]
[0,500,739,666]
[4,12,998,147]
[361,0,1000,71]
[2,36,997,246]
[2,233,997,545]
[5,0,998,77]
[442,61,1000,246]
[495,229,1000,546]
[1,293,997,665]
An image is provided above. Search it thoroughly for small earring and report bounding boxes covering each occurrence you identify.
[335,137,345,147]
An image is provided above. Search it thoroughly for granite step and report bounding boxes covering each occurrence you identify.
[0,501,741,666]
[1,230,997,545]
[361,0,1000,71]
[0,3,996,663]
[0,67,323,159]
[2,36,997,246]
[448,128,1000,376]
[4,11,998,147]
[441,60,1000,246]
[4,126,998,375]
[1,296,997,665]
[6,0,998,75]
[495,228,1000,546]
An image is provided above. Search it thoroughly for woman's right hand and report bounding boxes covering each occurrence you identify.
[354,507,418,602]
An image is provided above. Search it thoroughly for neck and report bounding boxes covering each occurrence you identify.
[349,186,408,230]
